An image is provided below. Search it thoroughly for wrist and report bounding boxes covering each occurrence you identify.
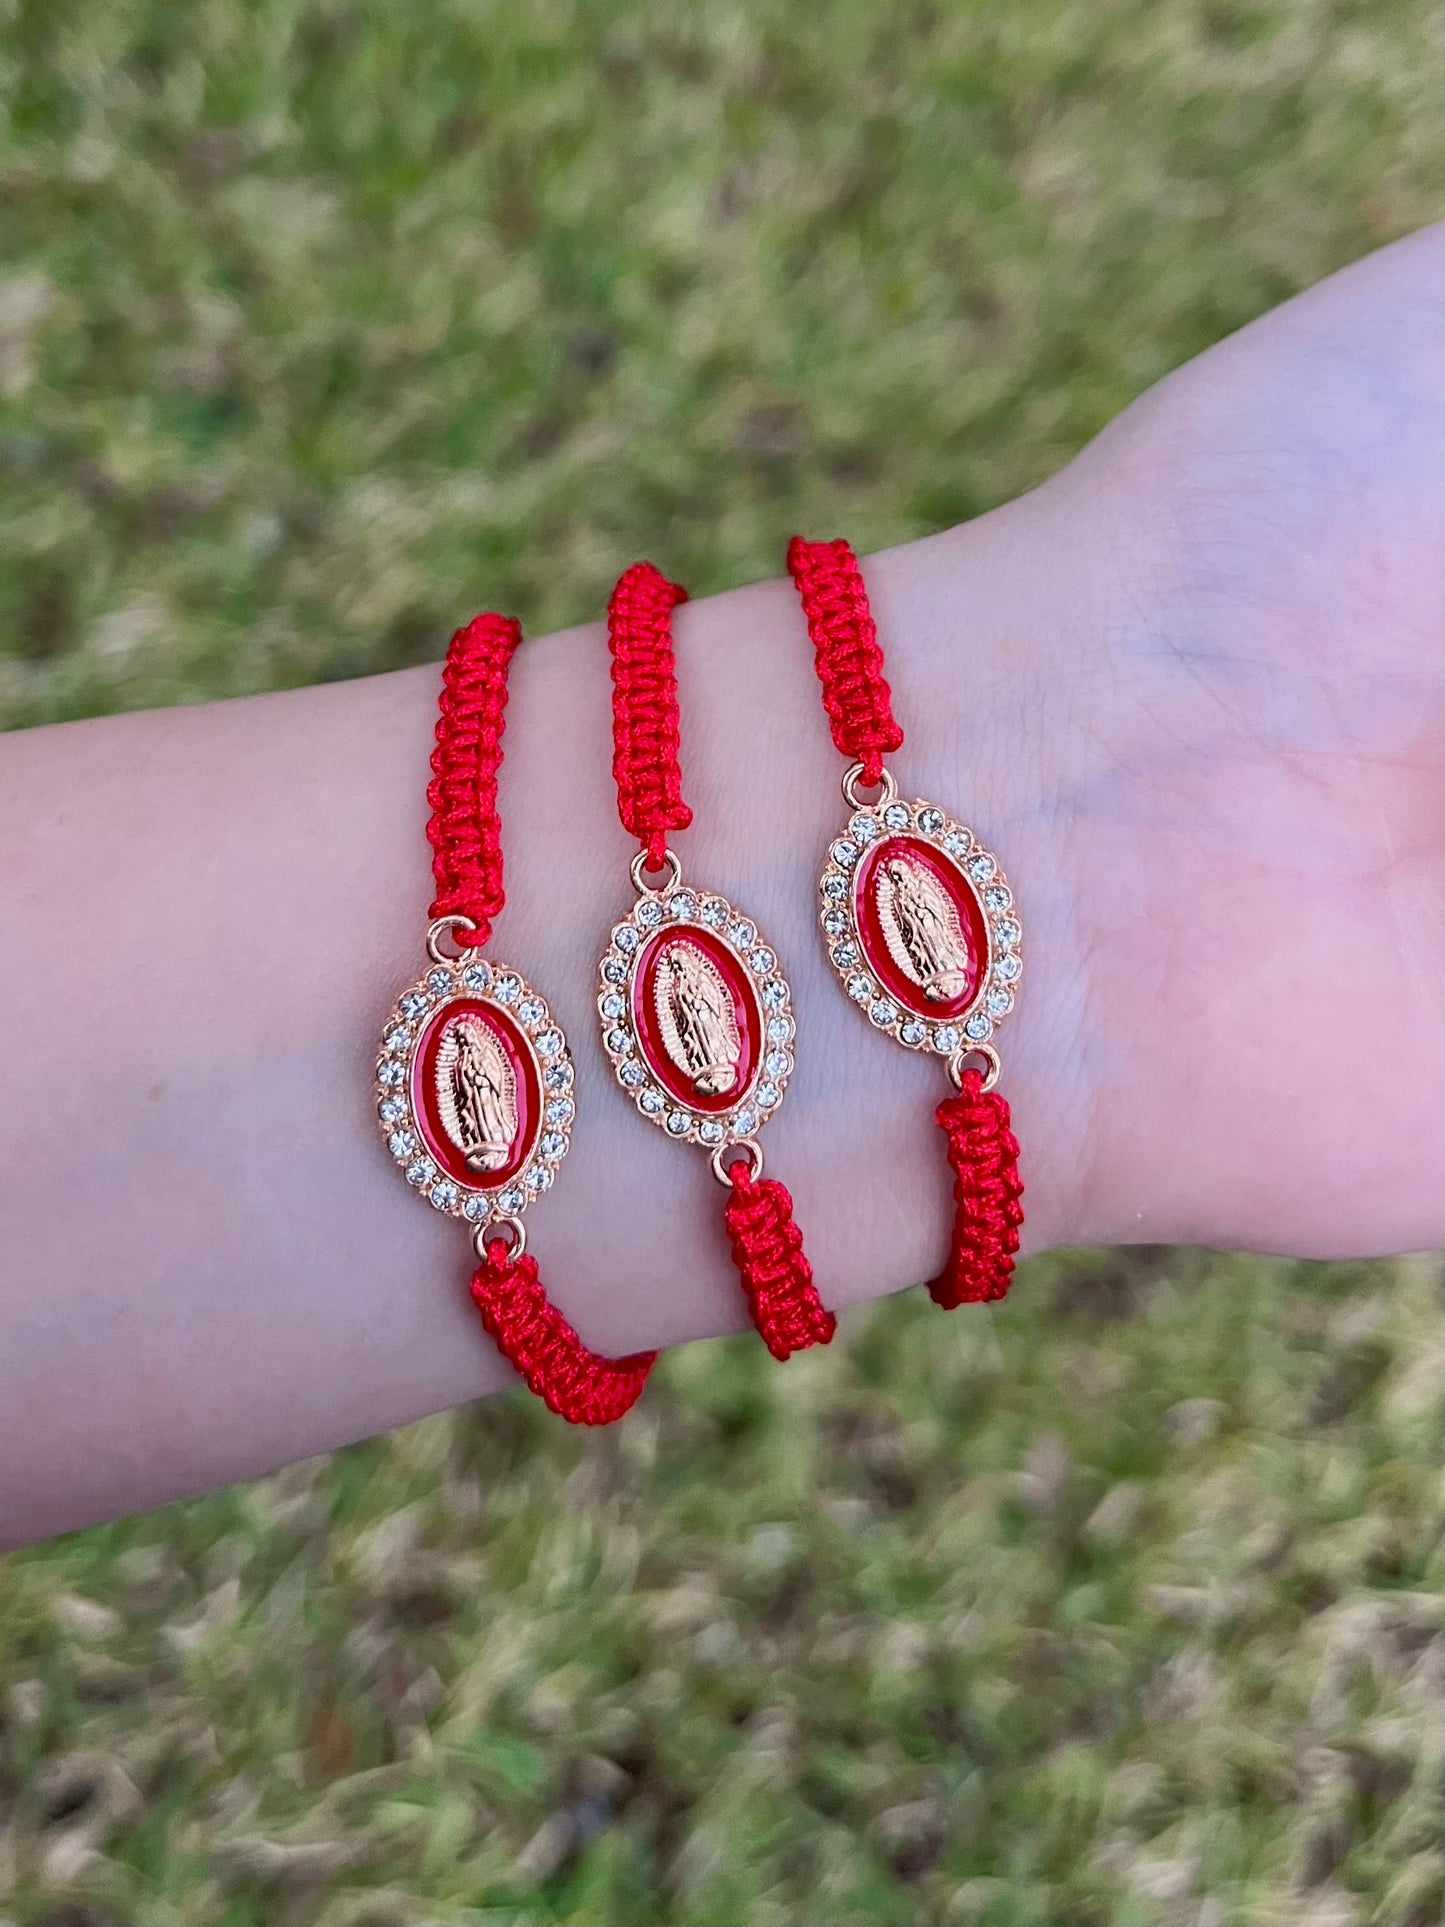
[488,496,1109,1336]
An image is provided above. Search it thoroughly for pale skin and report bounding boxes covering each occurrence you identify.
[1,227,1440,1548]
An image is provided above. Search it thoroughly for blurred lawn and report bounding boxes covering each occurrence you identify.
[1,3,1441,1924]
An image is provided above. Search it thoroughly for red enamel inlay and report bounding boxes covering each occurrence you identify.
[411,997,541,1189]
[853,834,988,1019]
[631,924,762,1114]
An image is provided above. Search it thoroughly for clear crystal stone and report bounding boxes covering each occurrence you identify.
[545,1098,575,1126]
[378,1097,406,1125]
[378,1058,405,1087]
[996,954,1021,983]
[640,1088,665,1114]
[756,1081,780,1109]
[600,992,626,1020]
[494,974,521,1003]
[529,1165,554,1194]
[427,968,453,995]
[995,918,1021,948]
[388,1130,416,1159]
[541,1132,566,1160]
[400,990,430,1019]
[831,839,859,869]
[749,947,775,975]
[847,974,871,1002]
[967,852,996,883]
[702,897,728,927]
[917,807,944,835]
[605,1027,631,1054]
[933,1024,960,1052]
[822,873,848,901]
[537,1029,564,1056]
[869,999,897,1027]
[832,940,859,970]
[620,1061,645,1087]
[883,802,911,831]
[850,811,879,843]
[984,884,1011,912]
[602,958,628,985]
[665,1111,691,1136]
[384,1023,411,1053]
[965,1012,992,1042]
[767,1016,793,1043]
[986,987,1013,1017]
[613,924,639,953]
[637,898,663,928]
[519,997,546,1026]
[405,1158,433,1187]
[727,917,756,950]
[699,1119,725,1145]
[762,979,787,1009]
[900,1020,928,1046]
[765,1049,791,1078]
[668,890,697,921]
[732,1108,757,1136]
[823,909,848,938]
[462,962,492,992]
[500,1185,526,1214]
[944,830,970,858]
[430,1181,459,1211]
[545,1063,572,1089]
[462,1196,488,1222]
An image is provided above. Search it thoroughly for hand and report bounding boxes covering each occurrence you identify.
[922,222,1443,1256]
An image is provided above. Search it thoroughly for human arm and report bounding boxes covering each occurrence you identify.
[1,226,1440,1545]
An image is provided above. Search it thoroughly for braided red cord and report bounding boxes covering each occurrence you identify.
[470,1245,657,1425]
[786,536,1026,1308]
[424,607,656,1421]
[605,559,834,1359]
[785,535,904,787]
[723,1165,837,1360]
[425,611,519,947]
[606,561,693,870]
[928,1070,1024,1306]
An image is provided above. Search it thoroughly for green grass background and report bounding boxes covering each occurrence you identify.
[1,2,1441,1922]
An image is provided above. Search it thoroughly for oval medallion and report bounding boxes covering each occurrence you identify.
[375,955,575,1224]
[856,835,987,1018]
[819,797,1022,1055]
[414,998,537,1188]
[598,882,794,1150]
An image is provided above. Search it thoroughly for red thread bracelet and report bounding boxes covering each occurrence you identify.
[596,562,836,1359]
[786,537,1025,1304]
[374,611,656,1423]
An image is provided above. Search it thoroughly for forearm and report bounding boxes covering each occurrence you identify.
[0,497,1102,1541]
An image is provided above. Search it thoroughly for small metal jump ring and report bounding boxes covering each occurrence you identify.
[472,1213,527,1264]
[710,1136,764,1187]
[629,846,684,896]
[841,761,899,809]
[946,1043,1001,1095]
[427,913,479,964]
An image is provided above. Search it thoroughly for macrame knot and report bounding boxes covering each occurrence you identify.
[928,1068,1024,1307]
[606,561,694,868]
[469,1246,656,1425]
[426,611,522,947]
[786,535,905,786]
[722,1164,837,1360]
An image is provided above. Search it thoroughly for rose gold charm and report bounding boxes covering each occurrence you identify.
[819,764,1022,1072]
[597,852,795,1157]
[376,916,576,1233]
